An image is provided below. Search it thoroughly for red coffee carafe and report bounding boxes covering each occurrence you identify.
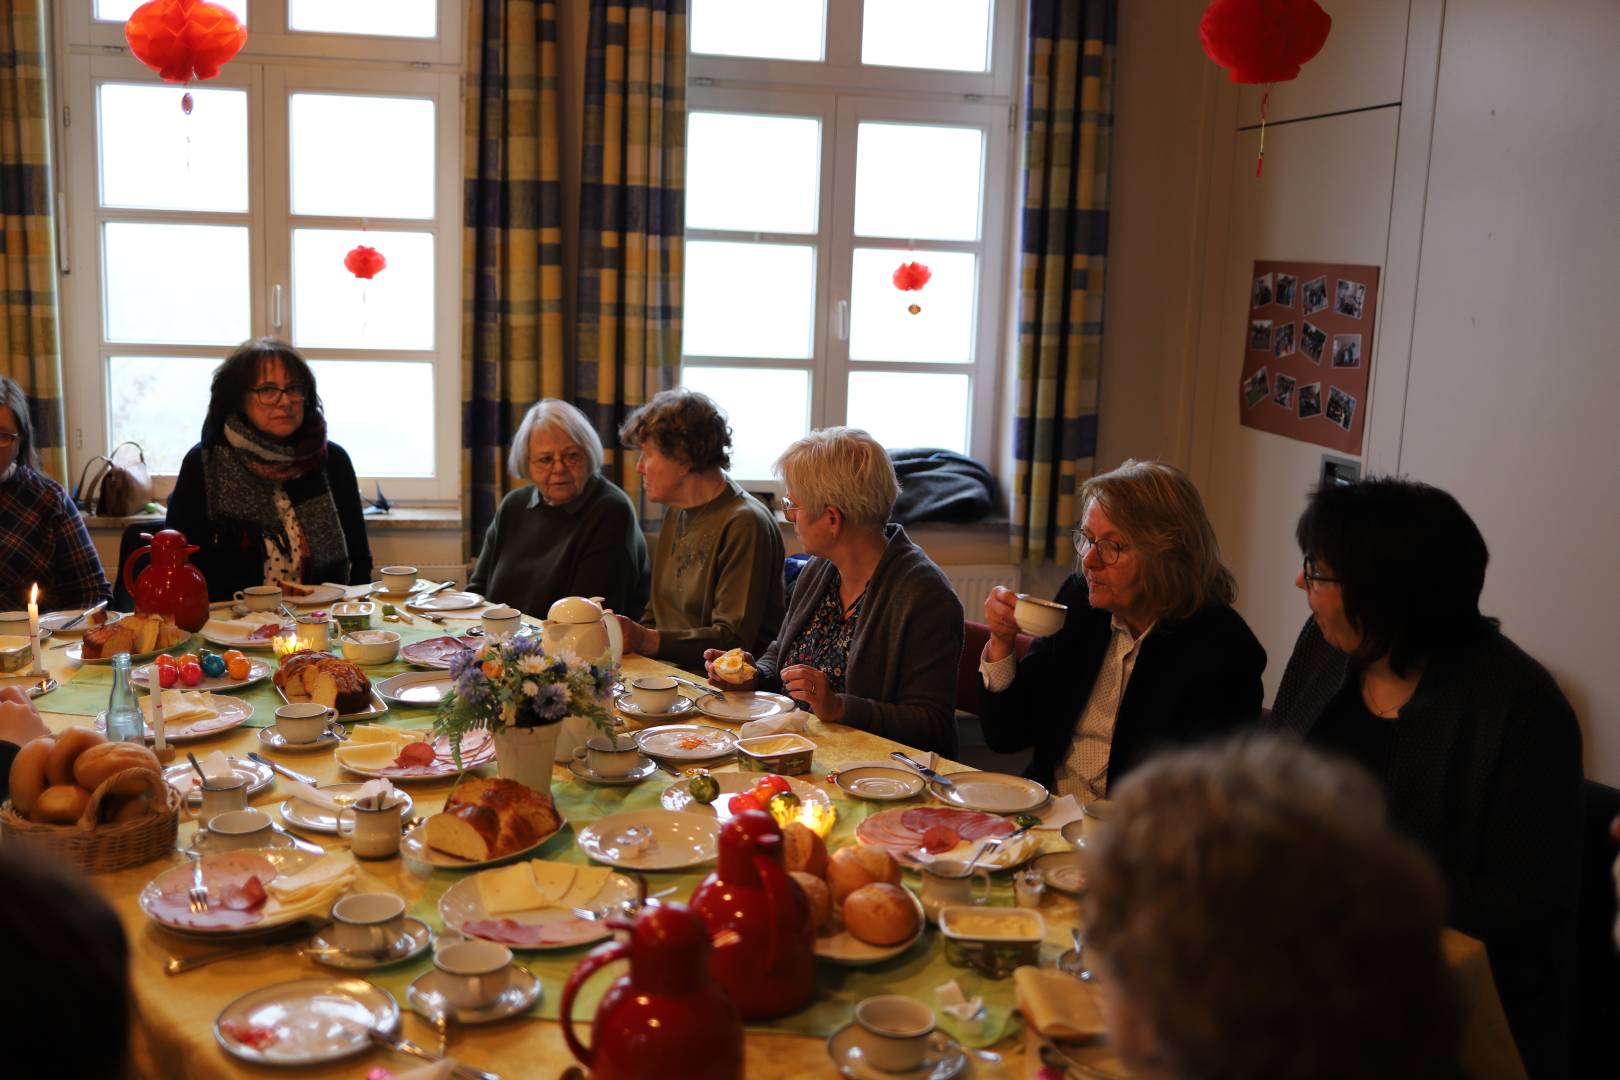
[560,902,743,1080]
[122,529,210,631]
[690,809,817,1019]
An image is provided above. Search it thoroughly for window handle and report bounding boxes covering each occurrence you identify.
[271,284,283,331]
[836,299,849,342]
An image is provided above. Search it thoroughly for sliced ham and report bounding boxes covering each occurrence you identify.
[145,852,276,930]
[394,742,437,768]
[857,807,1015,859]
[920,826,960,854]
[463,917,601,948]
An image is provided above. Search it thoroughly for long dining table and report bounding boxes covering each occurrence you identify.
[20,603,1525,1080]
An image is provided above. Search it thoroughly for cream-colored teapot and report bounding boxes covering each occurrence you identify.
[540,595,623,669]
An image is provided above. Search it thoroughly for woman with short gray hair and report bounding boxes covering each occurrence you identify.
[705,428,964,754]
[468,399,649,618]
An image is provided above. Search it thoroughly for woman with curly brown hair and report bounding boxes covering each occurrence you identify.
[613,389,783,671]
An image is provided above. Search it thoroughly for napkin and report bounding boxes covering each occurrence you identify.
[198,750,233,780]
[1033,794,1085,830]
[281,777,397,813]
[140,690,219,725]
[739,713,809,740]
[265,851,357,919]
[934,979,987,1038]
[1013,965,1107,1041]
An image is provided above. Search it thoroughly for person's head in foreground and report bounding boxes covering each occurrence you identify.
[1080,737,1459,1080]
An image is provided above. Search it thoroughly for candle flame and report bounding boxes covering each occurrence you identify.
[29,584,37,604]
[795,799,838,839]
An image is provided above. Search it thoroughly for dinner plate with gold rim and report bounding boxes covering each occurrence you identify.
[98,694,254,743]
[693,690,796,723]
[577,809,720,870]
[214,977,399,1066]
[927,771,1050,814]
[406,590,483,612]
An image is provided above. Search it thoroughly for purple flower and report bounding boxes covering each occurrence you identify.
[533,682,569,721]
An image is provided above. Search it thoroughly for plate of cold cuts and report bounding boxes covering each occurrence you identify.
[854,806,1038,871]
[399,635,482,670]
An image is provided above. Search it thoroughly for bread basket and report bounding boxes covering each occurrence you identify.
[1,767,180,872]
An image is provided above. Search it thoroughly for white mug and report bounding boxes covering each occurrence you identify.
[854,995,937,1072]
[193,774,248,824]
[434,940,513,1009]
[481,606,522,640]
[572,733,640,778]
[204,808,274,851]
[919,858,993,923]
[295,614,330,652]
[337,797,403,860]
[234,585,283,612]
[380,565,418,594]
[1013,593,1068,636]
[329,892,406,955]
[274,701,334,744]
[627,675,679,712]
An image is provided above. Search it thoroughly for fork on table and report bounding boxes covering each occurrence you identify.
[187,858,209,913]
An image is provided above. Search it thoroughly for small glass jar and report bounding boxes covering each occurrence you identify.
[1013,866,1046,908]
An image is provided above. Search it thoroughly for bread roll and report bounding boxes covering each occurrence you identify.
[104,793,153,824]
[8,735,54,816]
[45,727,106,786]
[73,741,162,795]
[827,844,901,905]
[842,882,920,947]
[782,821,828,878]
[790,871,831,931]
[31,784,91,825]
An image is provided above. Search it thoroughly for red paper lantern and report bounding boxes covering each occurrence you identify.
[344,245,387,280]
[1199,0,1331,84]
[124,0,248,84]
[892,262,932,292]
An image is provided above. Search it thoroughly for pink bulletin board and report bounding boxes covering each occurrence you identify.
[1238,260,1379,454]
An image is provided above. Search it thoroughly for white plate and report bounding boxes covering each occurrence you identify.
[304,918,434,971]
[280,584,347,606]
[398,634,481,669]
[258,724,345,753]
[827,1022,966,1080]
[568,756,660,786]
[214,977,399,1067]
[187,825,323,859]
[369,580,432,599]
[661,770,832,822]
[280,784,414,834]
[40,608,122,636]
[634,723,738,762]
[406,590,482,611]
[97,694,253,742]
[836,766,927,802]
[336,731,496,781]
[613,692,696,721]
[1034,850,1087,895]
[929,771,1050,815]
[576,809,720,871]
[814,887,928,966]
[400,809,568,870]
[67,633,197,665]
[276,681,390,723]
[376,670,455,706]
[199,627,286,650]
[134,656,272,693]
[141,848,326,935]
[693,690,797,723]
[408,966,542,1024]
[164,756,275,804]
[438,868,636,950]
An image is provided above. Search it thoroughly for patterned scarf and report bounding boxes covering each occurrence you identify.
[203,414,349,576]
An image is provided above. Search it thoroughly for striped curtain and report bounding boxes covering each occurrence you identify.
[1011,0,1116,563]
[461,0,566,556]
[574,0,686,508]
[0,1,64,482]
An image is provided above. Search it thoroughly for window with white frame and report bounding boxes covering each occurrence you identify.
[684,0,1019,482]
[56,1,462,502]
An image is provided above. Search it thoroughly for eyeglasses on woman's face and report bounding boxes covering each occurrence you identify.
[530,449,587,472]
[248,383,308,406]
[1301,555,1341,592]
[0,431,19,447]
[1073,529,1129,565]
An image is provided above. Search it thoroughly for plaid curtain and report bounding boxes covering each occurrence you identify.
[461,0,566,556]
[1011,0,1116,563]
[575,0,686,507]
[0,1,64,482]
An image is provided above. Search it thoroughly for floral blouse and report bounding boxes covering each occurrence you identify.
[782,571,863,704]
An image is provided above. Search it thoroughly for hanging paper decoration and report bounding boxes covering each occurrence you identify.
[344,245,387,280]
[892,261,932,315]
[1199,0,1331,177]
[125,1,248,83]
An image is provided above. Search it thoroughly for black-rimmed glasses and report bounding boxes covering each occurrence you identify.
[248,383,307,406]
[0,431,19,447]
[1301,556,1341,591]
[1073,529,1129,565]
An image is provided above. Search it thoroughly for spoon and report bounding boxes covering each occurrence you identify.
[1058,926,1094,982]
[186,751,208,785]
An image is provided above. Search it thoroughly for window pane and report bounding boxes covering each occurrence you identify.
[847,372,970,453]
[290,94,436,219]
[98,0,245,22]
[683,241,816,359]
[99,83,247,213]
[289,0,437,38]
[687,112,821,234]
[308,361,436,477]
[104,223,250,345]
[681,366,810,480]
[107,356,217,474]
[854,122,984,241]
[849,248,976,363]
[292,229,435,351]
[691,0,824,61]
[863,0,992,73]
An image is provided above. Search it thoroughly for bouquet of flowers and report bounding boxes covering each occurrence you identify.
[434,633,614,763]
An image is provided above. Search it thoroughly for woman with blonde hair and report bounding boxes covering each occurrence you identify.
[706,428,964,754]
[979,459,1264,796]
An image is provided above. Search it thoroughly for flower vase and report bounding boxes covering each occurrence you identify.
[552,713,597,766]
[494,725,560,793]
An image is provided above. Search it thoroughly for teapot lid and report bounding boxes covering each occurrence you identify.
[628,902,713,994]
[547,596,605,624]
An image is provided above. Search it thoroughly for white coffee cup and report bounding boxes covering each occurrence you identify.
[854,995,937,1072]
[572,733,641,778]
[0,610,32,633]
[1061,797,1116,851]
[234,585,284,612]
[193,773,248,824]
[434,940,514,1009]
[1013,593,1068,636]
[627,674,679,712]
[205,808,274,851]
[380,565,418,594]
[329,892,407,955]
[295,614,331,652]
[337,796,403,860]
[481,606,522,641]
[919,858,993,923]
[274,701,334,744]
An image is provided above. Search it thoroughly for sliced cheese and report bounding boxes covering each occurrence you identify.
[529,860,578,906]
[140,690,219,725]
[267,852,356,903]
[334,742,402,770]
[477,863,545,915]
[349,723,427,747]
[203,618,257,639]
[558,864,613,909]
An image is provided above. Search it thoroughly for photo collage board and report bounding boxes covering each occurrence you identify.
[1238,259,1379,454]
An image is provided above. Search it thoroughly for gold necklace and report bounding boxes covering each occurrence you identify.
[1360,672,1408,718]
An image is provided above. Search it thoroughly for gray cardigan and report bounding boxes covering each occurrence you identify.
[758,524,964,755]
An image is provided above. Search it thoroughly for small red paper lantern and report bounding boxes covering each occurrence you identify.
[124,0,248,84]
[1199,0,1331,176]
[344,245,387,280]
[892,262,932,291]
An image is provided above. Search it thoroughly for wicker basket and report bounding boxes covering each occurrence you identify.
[1,767,180,873]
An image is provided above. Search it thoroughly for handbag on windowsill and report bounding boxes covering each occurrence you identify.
[73,441,155,517]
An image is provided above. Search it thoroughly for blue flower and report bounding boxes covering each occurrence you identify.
[534,682,569,721]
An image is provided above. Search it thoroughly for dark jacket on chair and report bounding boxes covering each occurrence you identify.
[1268,619,1583,1079]
[977,574,1266,791]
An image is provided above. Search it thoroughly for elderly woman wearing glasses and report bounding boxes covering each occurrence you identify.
[703,428,964,753]
[1269,477,1581,1078]
[978,459,1264,798]
[468,399,650,619]
[167,338,372,600]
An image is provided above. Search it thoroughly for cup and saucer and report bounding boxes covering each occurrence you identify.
[568,734,658,786]
[407,940,542,1024]
[258,723,345,752]
[260,703,347,752]
[304,893,434,972]
[827,996,967,1080]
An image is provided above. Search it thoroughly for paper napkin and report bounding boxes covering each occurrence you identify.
[739,713,810,740]
[1013,965,1107,1041]
[281,777,397,813]
[1034,794,1085,830]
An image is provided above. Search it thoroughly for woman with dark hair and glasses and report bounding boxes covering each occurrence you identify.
[1269,477,1581,1078]
[978,460,1265,797]
[0,376,111,610]
[166,338,372,600]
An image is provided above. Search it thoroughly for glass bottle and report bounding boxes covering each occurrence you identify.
[104,653,145,743]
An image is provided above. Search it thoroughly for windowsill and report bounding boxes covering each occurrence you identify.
[82,506,463,532]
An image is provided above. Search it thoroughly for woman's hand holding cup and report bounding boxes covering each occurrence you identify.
[983,586,1021,662]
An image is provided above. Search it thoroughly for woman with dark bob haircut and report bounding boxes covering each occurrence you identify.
[613,388,783,671]
[1268,476,1581,1077]
[167,338,372,600]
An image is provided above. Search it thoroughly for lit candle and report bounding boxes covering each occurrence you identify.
[27,584,43,676]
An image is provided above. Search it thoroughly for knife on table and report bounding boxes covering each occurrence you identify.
[59,599,109,630]
[891,750,955,788]
[366,1027,502,1080]
[246,752,318,786]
